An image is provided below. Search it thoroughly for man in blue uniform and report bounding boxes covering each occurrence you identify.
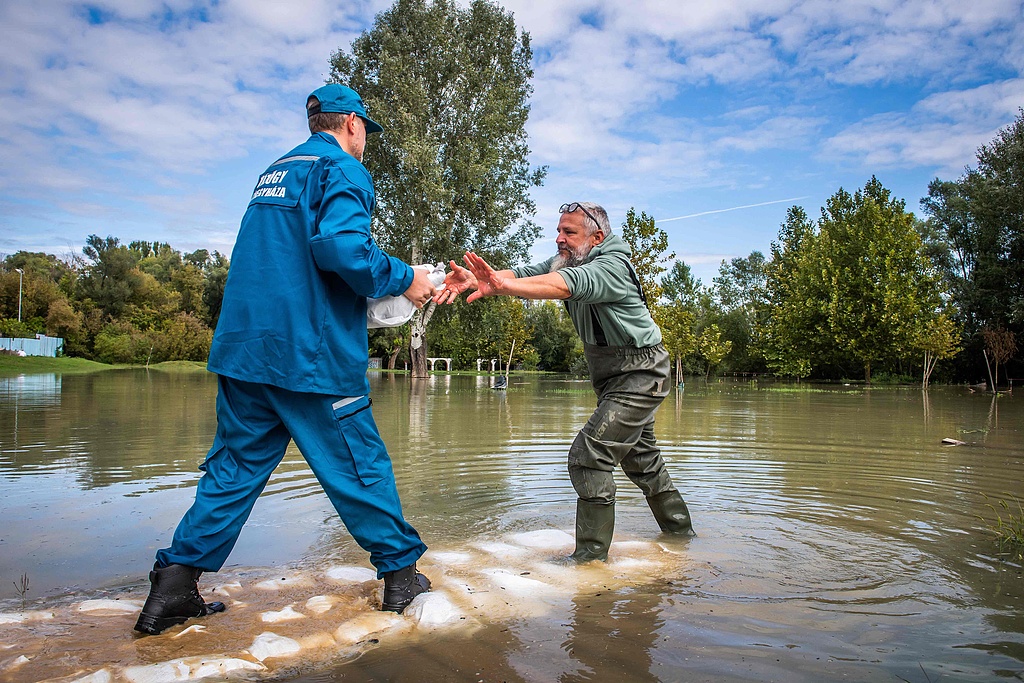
[134,84,434,636]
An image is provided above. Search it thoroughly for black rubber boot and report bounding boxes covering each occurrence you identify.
[133,564,226,635]
[381,564,430,613]
[646,490,696,536]
[570,499,615,562]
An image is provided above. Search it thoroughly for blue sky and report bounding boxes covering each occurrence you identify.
[1,0,1022,286]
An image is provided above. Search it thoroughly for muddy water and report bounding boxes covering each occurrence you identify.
[1,369,1023,682]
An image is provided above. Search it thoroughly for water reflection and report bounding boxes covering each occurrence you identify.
[559,588,663,683]
[0,371,1022,682]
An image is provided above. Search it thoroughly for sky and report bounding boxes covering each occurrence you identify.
[1,0,1022,286]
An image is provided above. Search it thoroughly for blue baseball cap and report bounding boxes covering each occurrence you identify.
[306,84,383,134]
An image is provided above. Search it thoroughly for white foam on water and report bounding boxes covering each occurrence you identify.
[304,595,337,614]
[122,656,265,683]
[260,604,305,623]
[247,632,302,662]
[324,566,378,583]
[75,599,144,614]
[0,610,54,624]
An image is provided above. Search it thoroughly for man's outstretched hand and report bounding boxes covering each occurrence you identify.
[461,252,507,303]
[434,259,477,304]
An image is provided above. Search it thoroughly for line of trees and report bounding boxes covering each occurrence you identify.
[649,109,1023,387]
[0,237,228,364]
[1,0,1019,387]
[3,108,1021,384]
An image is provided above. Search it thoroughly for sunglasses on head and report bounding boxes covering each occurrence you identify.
[559,202,602,230]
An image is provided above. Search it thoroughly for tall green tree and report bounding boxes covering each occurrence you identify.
[78,235,144,319]
[712,251,767,373]
[697,323,732,380]
[922,109,1024,381]
[759,206,819,378]
[918,312,960,388]
[329,0,545,377]
[657,261,710,380]
[654,303,696,382]
[621,208,674,303]
[762,180,948,382]
[525,301,579,372]
[975,109,1024,329]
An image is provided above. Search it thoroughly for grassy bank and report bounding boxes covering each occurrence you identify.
[0,355,114,375]
[0,356,210,376]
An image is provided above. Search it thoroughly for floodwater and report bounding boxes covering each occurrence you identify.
[1,369,1022,682]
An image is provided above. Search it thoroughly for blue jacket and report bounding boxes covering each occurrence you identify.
[207,132,413,395]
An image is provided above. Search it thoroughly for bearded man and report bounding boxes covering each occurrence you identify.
[437,201,695,562]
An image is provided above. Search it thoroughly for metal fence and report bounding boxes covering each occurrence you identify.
[0,335,65,357]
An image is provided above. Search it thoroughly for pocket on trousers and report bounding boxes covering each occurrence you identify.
[332,396,391,486]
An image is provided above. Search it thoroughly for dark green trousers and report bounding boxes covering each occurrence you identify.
[567,343,676,504]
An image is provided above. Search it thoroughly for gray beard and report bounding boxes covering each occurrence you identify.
[549,243,592,272]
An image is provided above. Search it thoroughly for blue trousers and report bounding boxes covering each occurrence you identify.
[155,376,426,577]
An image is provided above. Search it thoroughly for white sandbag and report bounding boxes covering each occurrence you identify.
[367,264,446,328]
[0,610,54,624]
[304,595,337,614]
[324,566,377,583]
[260,605,305,623]
[75,599,143,614]
[507,529,575,549]
[402,592,463,628]
[333,611,408,645]
[247,632,302,662]
[122,656,264,683]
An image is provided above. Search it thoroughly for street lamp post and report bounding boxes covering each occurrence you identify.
[14,268,23,323]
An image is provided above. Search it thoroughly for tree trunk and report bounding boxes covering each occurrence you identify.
[864,361,872,384]
[410,317,428,377]
[388,341,402,370]
[408,238,429,378]
[409,302,437,378]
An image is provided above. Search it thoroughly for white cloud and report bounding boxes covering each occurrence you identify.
[1,0,1022,269]
[824,79,1024,173]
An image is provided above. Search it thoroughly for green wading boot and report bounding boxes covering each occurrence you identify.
[381,564,431,613]
[133,564,226,635]
[570,499,616,562]
[646,490,696,536]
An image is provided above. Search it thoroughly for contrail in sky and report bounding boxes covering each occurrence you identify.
[657,196,809,223]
